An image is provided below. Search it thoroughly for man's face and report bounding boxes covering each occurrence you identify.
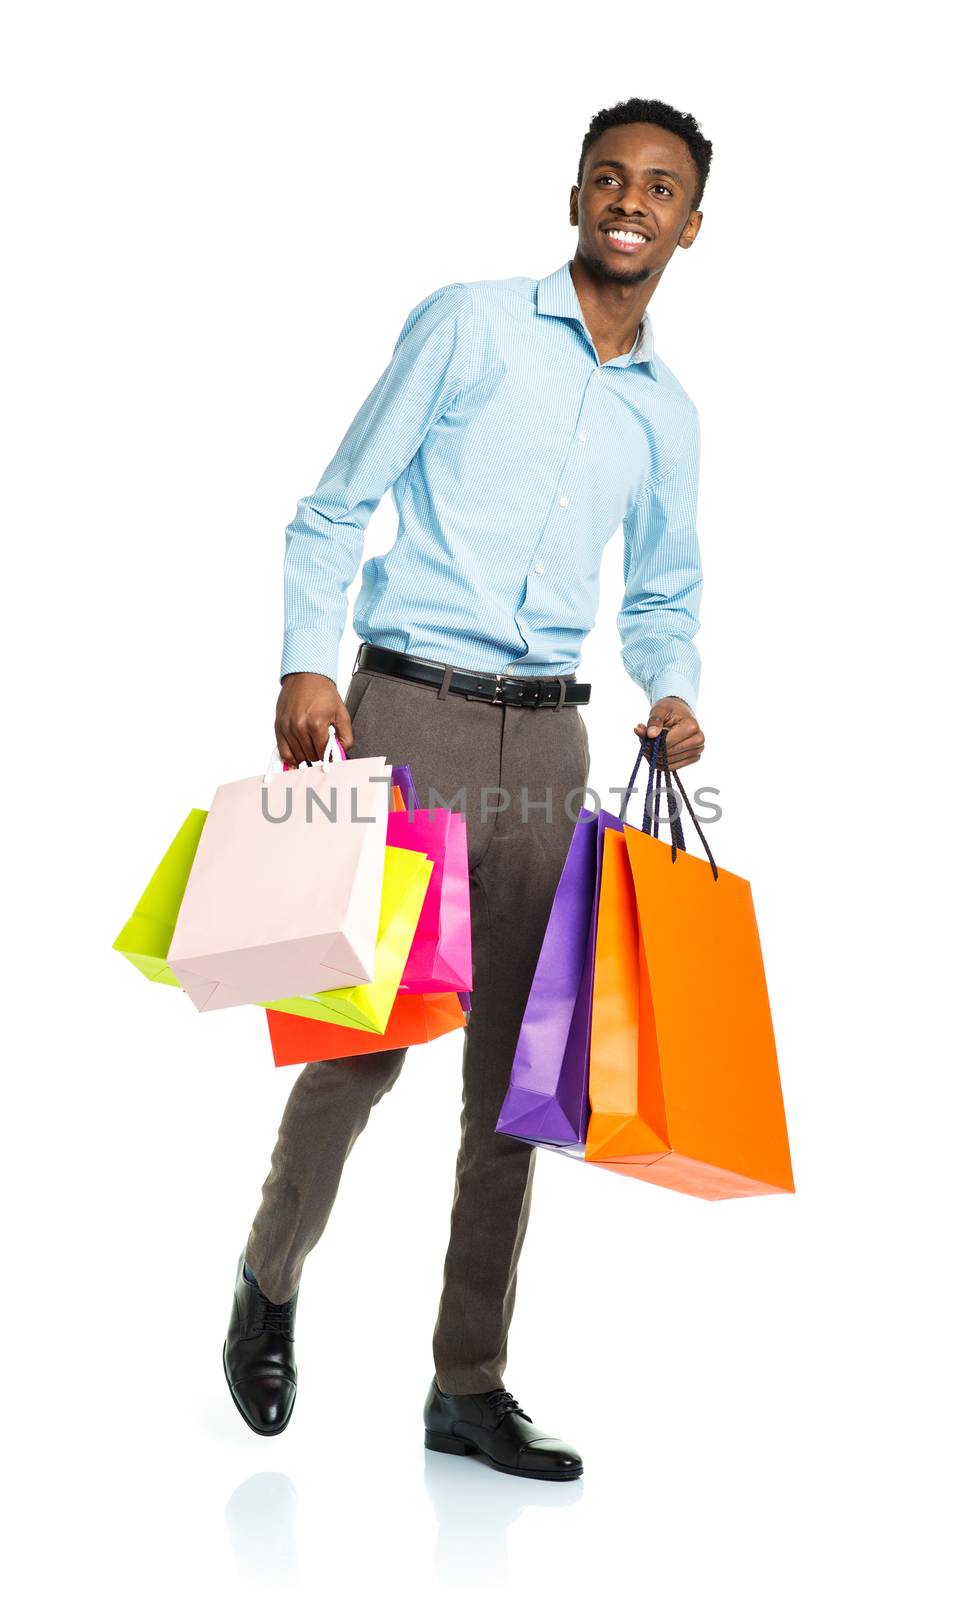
[570,123,702,286]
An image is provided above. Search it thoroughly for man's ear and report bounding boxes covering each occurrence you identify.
[679,210,703,249]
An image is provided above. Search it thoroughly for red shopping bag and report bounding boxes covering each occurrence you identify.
[266,990,467,1068]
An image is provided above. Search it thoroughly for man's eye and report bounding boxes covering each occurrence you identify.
[652,185,673,197]
[595,175,619,186]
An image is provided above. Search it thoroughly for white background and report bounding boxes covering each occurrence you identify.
[3,2,972,1595]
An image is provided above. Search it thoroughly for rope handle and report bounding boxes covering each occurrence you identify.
[262,726,348,785]
[619,728,719,880]
[619,729,661,831]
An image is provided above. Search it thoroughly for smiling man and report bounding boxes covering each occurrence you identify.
[224,96,712,1479]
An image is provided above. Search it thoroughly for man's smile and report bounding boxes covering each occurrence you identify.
[599,224,652,253]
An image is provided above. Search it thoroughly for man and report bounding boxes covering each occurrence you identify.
[224,96,711,1480]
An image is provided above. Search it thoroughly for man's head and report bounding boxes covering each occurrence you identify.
[570,97,712,287]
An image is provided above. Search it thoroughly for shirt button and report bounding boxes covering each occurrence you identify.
[559,496,569,508]
[534,562,545,574]
[578,430,587,442]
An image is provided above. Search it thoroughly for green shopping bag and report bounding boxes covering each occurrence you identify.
[115,813,431,1035]
[112,810,208,985]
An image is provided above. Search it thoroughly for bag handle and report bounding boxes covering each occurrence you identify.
[262,726,347,785]
[619,729,662,832]
[619,729,719,880]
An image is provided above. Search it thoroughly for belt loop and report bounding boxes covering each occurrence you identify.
[437,664,455,700]
[555,676,568,712]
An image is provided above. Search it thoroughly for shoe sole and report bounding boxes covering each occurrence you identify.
[424,1428,582,1480]
[222,1339,296,1438]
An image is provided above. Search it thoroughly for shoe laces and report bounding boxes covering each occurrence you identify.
[482,1387,531,1422]
[258,1300,294,1335]
[248,1284,296,1337]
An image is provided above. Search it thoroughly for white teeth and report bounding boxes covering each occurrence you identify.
[606,229,645,243]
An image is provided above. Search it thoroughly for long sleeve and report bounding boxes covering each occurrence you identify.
[616,409,703,711]
[280,281,474,681]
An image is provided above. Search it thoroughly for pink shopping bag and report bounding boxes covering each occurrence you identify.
[386,807,472,993]
[388,762,472,996]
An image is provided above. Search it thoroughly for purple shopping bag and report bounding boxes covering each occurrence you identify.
[495,807,623,1149]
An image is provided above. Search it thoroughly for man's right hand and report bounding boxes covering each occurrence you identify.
[275,672,355,765]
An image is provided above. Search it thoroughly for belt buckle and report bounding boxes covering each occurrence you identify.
[497,674,534,707]
[490,673,505,705]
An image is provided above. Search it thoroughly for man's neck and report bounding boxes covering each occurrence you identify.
[569,255,656,363]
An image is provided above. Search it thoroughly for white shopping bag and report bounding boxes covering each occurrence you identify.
[167,732,392,1011]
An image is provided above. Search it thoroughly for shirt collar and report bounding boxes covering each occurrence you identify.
[536,258,658,375]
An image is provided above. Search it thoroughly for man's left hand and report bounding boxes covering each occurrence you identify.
[633,697,705,771]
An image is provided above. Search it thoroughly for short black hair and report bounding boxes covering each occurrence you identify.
[578,97,713,212]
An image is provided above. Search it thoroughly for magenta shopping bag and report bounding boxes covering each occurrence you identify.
[390,765,473,1006]
[495,807,623,1149]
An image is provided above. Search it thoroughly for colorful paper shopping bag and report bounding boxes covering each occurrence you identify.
[391,764,473,1009]
[258,844,433,1033]
[113,810,207,985]
[585,733,794,1199]
[265,990,467,1067]
[167,740,391,1011]
[387,809,472,993]
[495,807,620,1149]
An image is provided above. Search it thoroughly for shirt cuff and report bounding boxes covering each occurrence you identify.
[646,671,699,713]
[280,629,340,684]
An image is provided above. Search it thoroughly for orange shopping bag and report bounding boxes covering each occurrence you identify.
[266,990,466,1068]
[585,731,794,1199]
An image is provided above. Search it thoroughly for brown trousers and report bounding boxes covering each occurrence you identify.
[244,662,590,1393]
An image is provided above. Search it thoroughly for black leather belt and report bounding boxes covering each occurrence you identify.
[355,642,591,708]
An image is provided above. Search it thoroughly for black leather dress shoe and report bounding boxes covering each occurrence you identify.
[222,1250,299,1436]
[423,1378,583,1480]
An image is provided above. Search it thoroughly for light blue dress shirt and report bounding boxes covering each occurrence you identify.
[282,258,703,709]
